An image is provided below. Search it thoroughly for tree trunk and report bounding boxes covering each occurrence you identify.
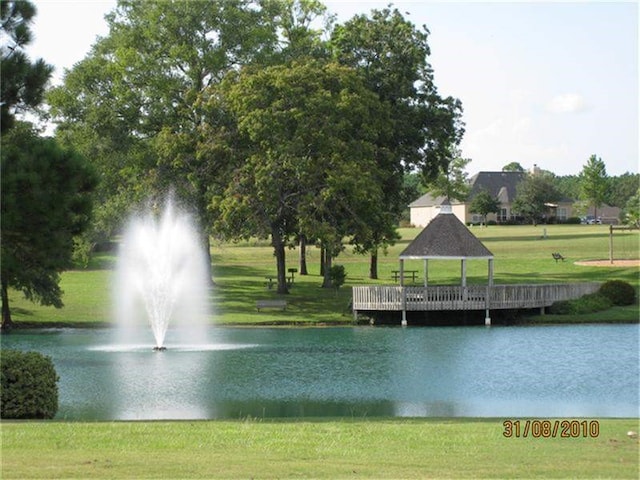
[319,245,325,277]
[1,277,13,331]
[299,234,308,275]
[369,249,378,279]
[321,246,333,288]
[194,191,215,286]
[202,234,215,286]
[272,230,289,294]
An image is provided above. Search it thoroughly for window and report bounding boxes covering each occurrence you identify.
[558,208,567,220]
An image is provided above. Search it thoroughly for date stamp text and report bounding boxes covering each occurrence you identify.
[503,419,600,438]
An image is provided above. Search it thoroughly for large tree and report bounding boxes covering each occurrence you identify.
[212,60,389,292]
[1,0,53,133]
[331,6,464,278]
[579,154,609,219]
[1,123,97,329]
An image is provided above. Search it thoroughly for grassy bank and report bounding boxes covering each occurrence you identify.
[2,419,638,479]
[7,224,639,326]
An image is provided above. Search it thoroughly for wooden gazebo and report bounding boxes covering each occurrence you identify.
[398,200,494,325]
[352,202,599,324]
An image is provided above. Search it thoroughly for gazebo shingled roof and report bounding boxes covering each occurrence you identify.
[400,204,493,259]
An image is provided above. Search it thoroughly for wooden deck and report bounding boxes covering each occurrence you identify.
[352,283,600,324]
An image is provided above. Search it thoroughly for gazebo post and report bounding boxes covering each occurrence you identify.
[461,259,467,287]
[400,259,407,326]
[461,258,468,304]
[423,259,428,287]
[485,258,494,326]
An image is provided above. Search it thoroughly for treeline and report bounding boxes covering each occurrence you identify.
[554,172,639,210]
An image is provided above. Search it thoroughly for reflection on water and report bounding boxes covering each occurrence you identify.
[2,325,638,420]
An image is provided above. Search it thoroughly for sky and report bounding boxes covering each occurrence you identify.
[27,0,639,177]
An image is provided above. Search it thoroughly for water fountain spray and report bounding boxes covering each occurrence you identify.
[116,197,210,350]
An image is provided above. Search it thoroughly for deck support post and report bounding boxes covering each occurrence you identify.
[485,259,494,326]
[401,287,407,326]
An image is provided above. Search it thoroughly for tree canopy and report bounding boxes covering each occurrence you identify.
[1,0,53,132]
[512,172,562,225]
[579,154,609,219]
[330,6,464,277]
[1,123,97,329]
[212,60,390,292]
[502,162,525,172]
[469,190,501,225]
[422,152,471,202]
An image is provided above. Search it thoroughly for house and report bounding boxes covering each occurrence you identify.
[409,169,574,227]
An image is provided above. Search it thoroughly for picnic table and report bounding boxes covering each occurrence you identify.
[266,269,298,289]
[392,270,418,283]
[287,268,297,285]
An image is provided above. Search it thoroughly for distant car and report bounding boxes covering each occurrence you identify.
[581,216,602,224]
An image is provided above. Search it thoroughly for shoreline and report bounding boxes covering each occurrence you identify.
[3,316,638,331]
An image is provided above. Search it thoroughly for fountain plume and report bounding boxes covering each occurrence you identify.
[115,197,210,349]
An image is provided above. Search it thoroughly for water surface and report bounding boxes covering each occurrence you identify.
[2,325,638,420]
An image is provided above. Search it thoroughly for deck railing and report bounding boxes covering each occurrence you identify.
[352,283,600,312]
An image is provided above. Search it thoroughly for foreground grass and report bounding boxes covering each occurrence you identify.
[7,224,639,326]
[2,419,638,479]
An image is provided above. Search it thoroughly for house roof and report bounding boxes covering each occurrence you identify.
[409,192,453,208]
[409,171,525,208]
[400,203,494,259]
[467,171,524,202]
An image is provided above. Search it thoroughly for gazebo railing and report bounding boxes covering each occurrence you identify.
[352,283,600,312]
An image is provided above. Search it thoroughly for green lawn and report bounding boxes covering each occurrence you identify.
[7,224,639,326]
[2,419,638,479]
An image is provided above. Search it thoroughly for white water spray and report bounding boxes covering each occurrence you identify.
[115,198,210,349]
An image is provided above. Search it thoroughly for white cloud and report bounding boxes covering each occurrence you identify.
[546,93,589,114]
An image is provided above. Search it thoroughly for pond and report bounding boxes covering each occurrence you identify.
[2,324,638,420]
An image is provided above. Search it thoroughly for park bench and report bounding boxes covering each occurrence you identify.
[552,252,565,263]
[256,299,287,311]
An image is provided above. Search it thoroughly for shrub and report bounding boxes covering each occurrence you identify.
[549,293,611,315]
[1,349,59,419]
[548,300,572,315]
[564,217,582,224]
[599,280,637,306]
[577,293,613,313]
[329,265,347,291]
